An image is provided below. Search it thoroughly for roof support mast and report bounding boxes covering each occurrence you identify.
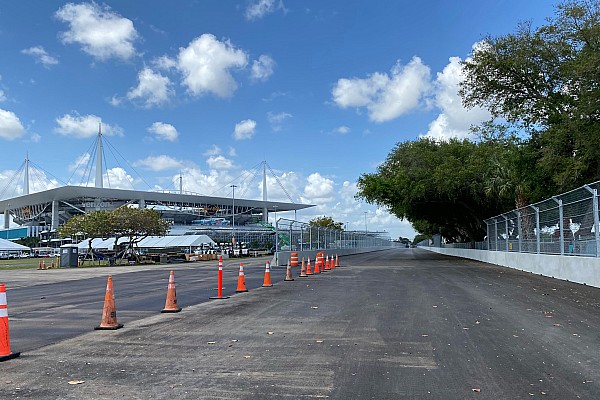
[262,160,268,223]
[24,153,30,195]
[95,124,103,188]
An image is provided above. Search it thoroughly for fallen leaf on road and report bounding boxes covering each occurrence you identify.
[472,388,481,392]
[421,334,429,337]
[207,341,216,344]
[553,324,561,327]
[316,340,323,343]
[231,339,238,342]
[267,332,274,335]
[68,380,85,385]
[243,355,251,359]
[311,306,318,309]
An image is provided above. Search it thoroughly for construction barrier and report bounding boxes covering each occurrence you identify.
[0,284,20,362]
[290,252,299,267]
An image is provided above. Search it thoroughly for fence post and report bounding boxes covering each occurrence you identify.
[552,197,564,255]
[584,185,599,257]
[503,215,509,252]
[494,218,498,251]
[532,206,540,254]
[516,210,522,252]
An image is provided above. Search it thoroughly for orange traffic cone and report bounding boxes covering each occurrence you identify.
[41,260,46,270]
[94,276,123,330]
[0,284,20,362]
[161,270,182,313]
[236,262,248,292]
[313,255,321,274]
[262,261,273,287]
[37,260,43,270]
[299,257,308,278]
[325,255,331,271]
[284,260,294,281]
[335,254,340,268]
[306,256,313,275]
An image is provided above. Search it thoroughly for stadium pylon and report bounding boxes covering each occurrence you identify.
[94,276,124,330]
[161,270,182,313]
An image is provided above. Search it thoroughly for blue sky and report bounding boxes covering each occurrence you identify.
[0,1,556,239]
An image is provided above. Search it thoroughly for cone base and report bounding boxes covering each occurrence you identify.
[236,289,248,293]
[262,284,273,287]
[161,308,182,313]
[284,278,295,281]
[94,323,124,330]
[298,275,308,278]
[0,352,20,362]
[209,296,231,300]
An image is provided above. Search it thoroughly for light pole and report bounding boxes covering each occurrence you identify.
[231,185,237,250]
[273,205,278,265]
[364,212,368,233]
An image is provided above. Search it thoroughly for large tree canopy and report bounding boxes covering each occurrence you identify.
[358,1,600,242]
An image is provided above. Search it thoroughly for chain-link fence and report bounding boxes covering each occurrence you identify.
[274,218,391,251]
[444,181,600,257]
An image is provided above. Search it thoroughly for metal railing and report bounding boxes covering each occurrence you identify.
[443,181,600,257]
[274,218,392,251]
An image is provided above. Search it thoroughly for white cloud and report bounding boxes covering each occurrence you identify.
[147,122,178,142]
[134,155,183,172]
[127,68,173,108]
[335,125,350,134]
[246,0,275,20]
[332,56,431,122]
[422,56,491,140]
[55,2,138,61]
[204,145,222,157]
[251,54,275,81]
[233,119,257,140]
[0,90,5,103]
[0,109,25,140]
[104,167,136,189]
[152,55,177,70]
[267,111,292,131]
[177,34,248,98]
[21,46,59,67]
[301,173,335,204]
[55,113,123,138]
[206,155,233,170]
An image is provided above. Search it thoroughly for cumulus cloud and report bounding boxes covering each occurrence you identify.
[206,155,234,170]
[332,56,431,122]
[203,144,222,157]
[0,90,5,103]
[68,152,91,173]
[422,56,491,140]
[55,113,123,138]
[104,167,136,189]
[55,2,138,61]
[301,173,335,204]
[21,46,59,67]
[245,0,285,20]
[0,109,25,140]
[176,34,248,98]
[251,55,275,81]
[233,119,257,140]
[267,111,292,131]
[127,68,173,107]
[134,155,183,172]
[147,122,178,142]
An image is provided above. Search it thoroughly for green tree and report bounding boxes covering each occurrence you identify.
[111,207,170,261]
[356,137,514,242]
[308,216,344,230]
[57,210,113,260]
[460,0,600,191]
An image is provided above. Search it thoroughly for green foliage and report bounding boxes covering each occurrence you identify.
[412,234,431,246]
[358,137,515,242]
[461,0,600,192]
[308,216,344,230]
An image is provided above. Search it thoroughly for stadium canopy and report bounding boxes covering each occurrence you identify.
[0,238,30,251]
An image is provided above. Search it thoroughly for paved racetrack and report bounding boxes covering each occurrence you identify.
[1,248,599,399]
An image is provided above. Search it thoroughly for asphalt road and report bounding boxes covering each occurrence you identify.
[1,249,599,399]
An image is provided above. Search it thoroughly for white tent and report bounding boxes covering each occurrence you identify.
[0,238,30,251]
[76,235,215,251]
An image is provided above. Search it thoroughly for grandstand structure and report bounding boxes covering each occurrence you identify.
[0,129,313,245]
